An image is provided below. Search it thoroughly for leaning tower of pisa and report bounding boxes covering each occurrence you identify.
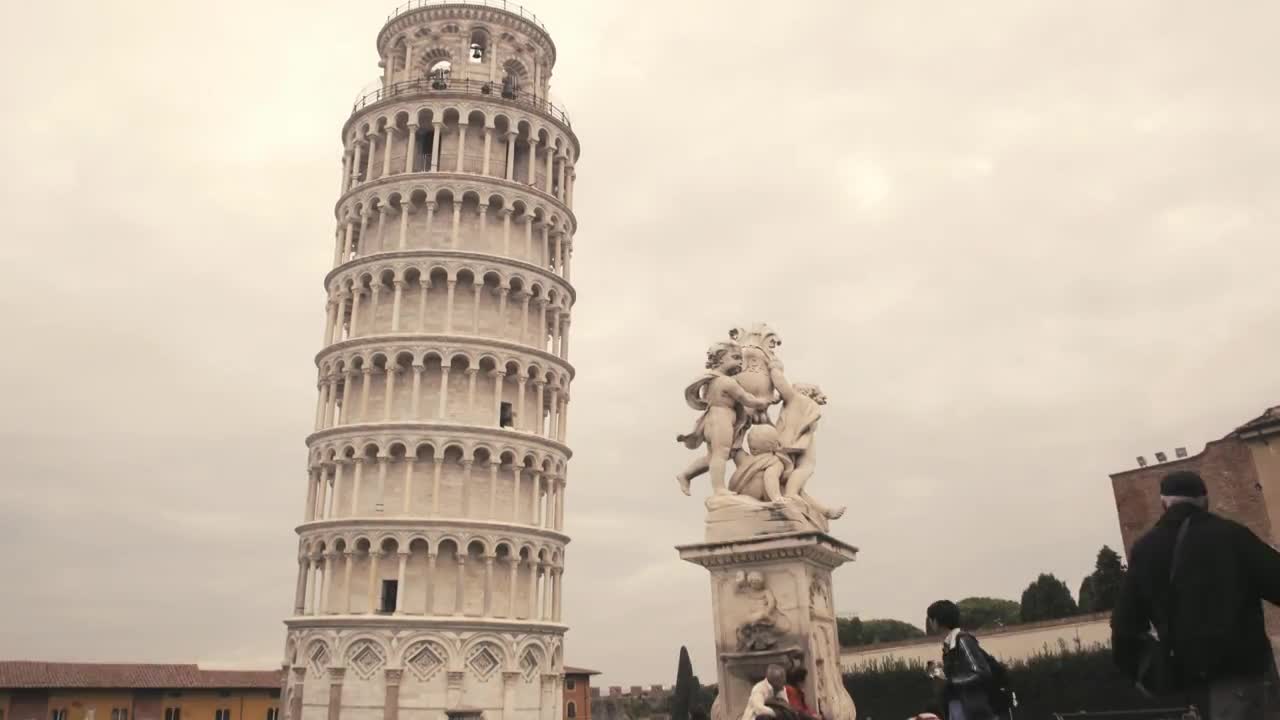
[282,4,579,720]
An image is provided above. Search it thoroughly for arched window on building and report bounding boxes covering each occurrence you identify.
[566,702,577,718]
[429,60,452,89]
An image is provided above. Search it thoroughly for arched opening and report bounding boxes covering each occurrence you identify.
[429,60,452,88]
[468,29,489,64]
[502,59,527,99]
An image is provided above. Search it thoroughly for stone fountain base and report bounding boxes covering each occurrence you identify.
[677,531,859,720]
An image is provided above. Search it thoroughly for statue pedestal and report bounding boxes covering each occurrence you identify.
[677,531,858,720]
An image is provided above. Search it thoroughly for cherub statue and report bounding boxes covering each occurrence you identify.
[735,570,789,651]
[727,424,792,502]
[724,358,844,519]
[676,342,774,496]
[729,324,782,424]
[770,358,844,519]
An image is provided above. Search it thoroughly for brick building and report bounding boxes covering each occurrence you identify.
[0,663,281,720]
[561,668,597,720]
[1109,403,1280,641]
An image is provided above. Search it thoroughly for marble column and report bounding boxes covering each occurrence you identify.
[483,556,495,616]
[453,555,467,615]
[342,551,355,613]
[365,550,381,613]
[326,668,345,720]
[482,127,493,175]
[404,123,417,173]
[401,457,416,515]
[424,551,438,615]
[383,669,403,720]
[395,551,409,614]
[293,557,308,614]
[430,122,444,171]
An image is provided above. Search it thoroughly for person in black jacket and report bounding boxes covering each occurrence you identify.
[1112,470,1280,719]
[926,600,997,720]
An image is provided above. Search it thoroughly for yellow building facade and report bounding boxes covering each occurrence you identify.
[0,664,281,720]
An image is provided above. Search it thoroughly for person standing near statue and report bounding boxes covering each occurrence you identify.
[784,667,820,720]
[741,665,791,720]
[925,600,1003,720]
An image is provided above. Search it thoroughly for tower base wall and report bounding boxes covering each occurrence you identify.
[283,625,564,720]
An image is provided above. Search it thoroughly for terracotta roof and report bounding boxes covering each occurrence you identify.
[563,666,600,676]
[0,662,282,689]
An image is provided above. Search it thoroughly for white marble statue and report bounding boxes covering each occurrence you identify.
[676,341,774,497]
[676,324,845,528]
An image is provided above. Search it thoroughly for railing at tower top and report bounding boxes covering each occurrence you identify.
[386,0,548,33]
[352,76,572,127]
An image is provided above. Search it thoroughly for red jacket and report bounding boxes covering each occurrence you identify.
[785,686,813,716]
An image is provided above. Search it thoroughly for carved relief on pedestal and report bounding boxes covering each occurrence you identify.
[733,570,792,651]
[809,573,832,619]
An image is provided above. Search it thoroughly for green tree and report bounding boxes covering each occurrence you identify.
[671,646,695,720]
[1020,573,1079,622]
[837,616,864,647]
[1078,576,1097,613]
[1087,546,1126,612]
[956,597,1021,629]
[837,617,925,647]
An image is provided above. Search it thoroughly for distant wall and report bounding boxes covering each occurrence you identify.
[840,613,1112,672]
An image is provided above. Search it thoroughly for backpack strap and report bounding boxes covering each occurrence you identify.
[1156,515,1194,644]
[1170,516,1193,582]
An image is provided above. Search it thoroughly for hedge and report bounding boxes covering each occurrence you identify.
[842,643,1190,719]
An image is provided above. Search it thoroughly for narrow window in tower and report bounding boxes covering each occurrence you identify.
[566,679,575,691]
[418,129,433,172]
[567,702,577,718]
[500,402,513,428]
[163,709,180,720]
[380,579,399,613]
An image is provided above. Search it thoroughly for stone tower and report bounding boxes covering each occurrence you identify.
[282,3,580,720]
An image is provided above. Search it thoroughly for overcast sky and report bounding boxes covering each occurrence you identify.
[1,0,1278,688]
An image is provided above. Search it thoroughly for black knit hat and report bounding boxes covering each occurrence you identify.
[1160,470,1207,498]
